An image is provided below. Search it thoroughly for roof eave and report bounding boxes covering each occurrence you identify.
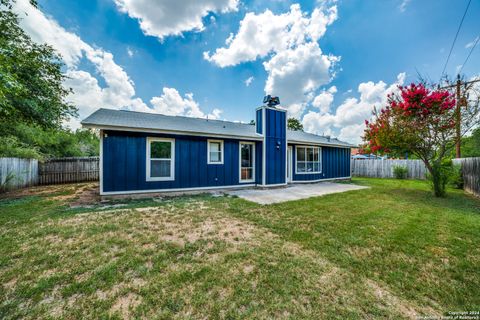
[287,139,354,148]
[81,123,263,141]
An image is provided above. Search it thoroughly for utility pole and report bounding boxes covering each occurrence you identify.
[455,74,461,158]
[439,77,480,159]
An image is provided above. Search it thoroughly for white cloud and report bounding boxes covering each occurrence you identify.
[127,47,134,57]
[113,0,239,40]
[205,3,339,117]
[149,88,222,119]
[311,86,337,114]
[244,76,254,86]
[204,4,337,67]
[399,0,411,12]
[13,0,221,128]
[302,73,406,144]
[465,36,479,49]
[264,43,339,117]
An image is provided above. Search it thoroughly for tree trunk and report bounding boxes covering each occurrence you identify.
[423,160,447,197]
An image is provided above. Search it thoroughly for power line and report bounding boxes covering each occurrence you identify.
[438,78,480,90]
[440,0,472,78]
[458,35,479,75]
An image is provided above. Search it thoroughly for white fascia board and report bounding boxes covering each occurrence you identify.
[82,124,263,141]
[287,140,353,149]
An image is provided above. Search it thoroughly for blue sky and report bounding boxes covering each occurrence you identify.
[14,0,480,143]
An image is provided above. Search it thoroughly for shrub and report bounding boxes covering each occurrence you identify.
[393,165,408,179]
[0,172,16,193]
[0,136,43,160]
[449,164,464,189]
[425,159,459,197]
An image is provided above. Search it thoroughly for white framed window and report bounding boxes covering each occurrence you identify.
[239,142,255,182]
[295,146,321,174]
[146,137,175,181]
[208,139,224,164]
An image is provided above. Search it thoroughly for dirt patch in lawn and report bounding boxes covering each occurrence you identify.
[109,293,142,319]
[158,217,256,247]
[67,183,100,206]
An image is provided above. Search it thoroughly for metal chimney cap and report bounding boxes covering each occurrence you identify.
[263,95,280,107]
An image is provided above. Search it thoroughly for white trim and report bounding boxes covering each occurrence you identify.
[99,130,104,194]
[239,141,255,183]
[291,176,352,183]
[146,137,175,181]
[284,109,288,184]
[295,146,322,175]
[255,105,288,112]
[288,140,352,149]
[207,139,224,164]
[81,125,353,148]
[261,107,266,186]
[287,146,293,183]
[100,183,256,196]
[82,124,263,141]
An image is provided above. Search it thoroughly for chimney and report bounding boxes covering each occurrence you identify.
[256,96,287,186]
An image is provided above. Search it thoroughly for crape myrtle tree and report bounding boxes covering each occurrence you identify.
[362,82,479,197]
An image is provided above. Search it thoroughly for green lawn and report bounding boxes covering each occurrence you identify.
[0,179,479,319]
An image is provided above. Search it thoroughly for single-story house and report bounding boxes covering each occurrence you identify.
[81,102,353,195]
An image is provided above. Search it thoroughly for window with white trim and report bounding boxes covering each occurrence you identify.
[296,146,321,174]
[147,138,174,181]
[208,140,224,164]
[240,142,255,182]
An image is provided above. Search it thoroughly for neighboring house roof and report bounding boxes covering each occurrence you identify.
[81,108,354,148]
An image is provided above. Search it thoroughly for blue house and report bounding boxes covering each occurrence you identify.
[81,100,353,195]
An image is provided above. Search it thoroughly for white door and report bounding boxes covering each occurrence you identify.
[287,146,293,183]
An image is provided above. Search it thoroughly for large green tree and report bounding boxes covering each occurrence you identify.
[0,0,76,129]
[0,1,100,159]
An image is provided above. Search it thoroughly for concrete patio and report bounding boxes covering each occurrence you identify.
[227,182,369,205]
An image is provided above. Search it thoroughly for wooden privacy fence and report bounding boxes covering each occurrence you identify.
[453,157,480,197]
[0,158,39,191]
[351,159,427,179]
[38,157,99,185]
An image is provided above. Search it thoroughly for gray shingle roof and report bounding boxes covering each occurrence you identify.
[81,108,354,147]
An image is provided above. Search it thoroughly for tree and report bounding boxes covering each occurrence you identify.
[362,82,479,197]
[287,117,303,131]
[0,123,99,159]
[458,127,480,157]
[0,0,76,129]
[0,1,99,160]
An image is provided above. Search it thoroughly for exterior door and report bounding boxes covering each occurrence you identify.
[240,142,255,183]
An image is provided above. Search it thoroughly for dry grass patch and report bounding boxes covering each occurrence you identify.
[2,180,479,319]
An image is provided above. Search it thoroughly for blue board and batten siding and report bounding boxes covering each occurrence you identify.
[255,108,263,134]
[102,130,261,193]
[264,108,287,185]
[99,106,350,194]
[290,145,351,182]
